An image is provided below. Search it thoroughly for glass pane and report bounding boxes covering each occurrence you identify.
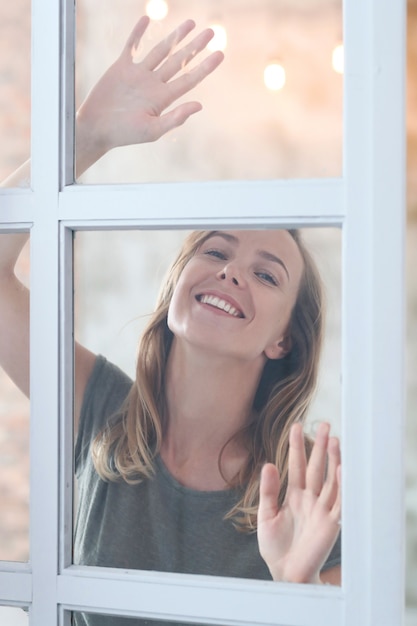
[0,0,31,187]
[73,228,341,583]
[0,607,28,625]
[75,1,343,184]
[0,235,30,562]
[72,611,222,626]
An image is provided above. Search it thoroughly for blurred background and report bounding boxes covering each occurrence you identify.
[0,0,415,623]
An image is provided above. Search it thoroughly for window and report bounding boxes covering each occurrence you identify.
[0,0,406,624]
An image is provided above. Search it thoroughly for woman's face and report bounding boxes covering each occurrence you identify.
[167,230,304,364]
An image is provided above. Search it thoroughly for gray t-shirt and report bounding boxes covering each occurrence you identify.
[73,355,341,626]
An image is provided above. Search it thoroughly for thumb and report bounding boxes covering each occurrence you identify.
[145,103,203,142]
[258,463,281,525]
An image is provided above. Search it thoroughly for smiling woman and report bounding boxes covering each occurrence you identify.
[70,227,342,613]
[167,230,304,364]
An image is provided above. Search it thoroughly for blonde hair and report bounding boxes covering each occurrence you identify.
[92,230,324,532]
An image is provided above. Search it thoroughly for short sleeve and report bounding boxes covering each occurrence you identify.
[75,355,133,477]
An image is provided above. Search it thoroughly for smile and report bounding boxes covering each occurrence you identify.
[197,294,244,318]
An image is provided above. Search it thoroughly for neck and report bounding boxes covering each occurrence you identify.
[160,339,265,489]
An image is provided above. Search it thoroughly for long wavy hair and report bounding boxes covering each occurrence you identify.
[92,229,324,532]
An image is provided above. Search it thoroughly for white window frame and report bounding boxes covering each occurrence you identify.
[0,0,406,624]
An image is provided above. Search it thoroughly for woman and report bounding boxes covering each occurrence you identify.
[0,16,341,626]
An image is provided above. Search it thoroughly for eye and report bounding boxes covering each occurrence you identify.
[255,270,279,286]
[203,248,228,261]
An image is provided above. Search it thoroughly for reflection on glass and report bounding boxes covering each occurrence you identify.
[0,607,28,625]
[0,235,30,562]
[72,612,211,626]
[75,1,342,183]
[0,1,31,187]
[73,229,341,585]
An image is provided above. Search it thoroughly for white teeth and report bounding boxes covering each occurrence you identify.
[199,294,241,317]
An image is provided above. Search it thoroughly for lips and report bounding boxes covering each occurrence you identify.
[196,293,244,318]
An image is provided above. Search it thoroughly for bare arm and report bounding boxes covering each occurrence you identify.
[321,565,341,585]
[0,228,96,429]
[0,17,223,431]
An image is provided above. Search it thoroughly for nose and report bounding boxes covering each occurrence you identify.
[218,263,241,286]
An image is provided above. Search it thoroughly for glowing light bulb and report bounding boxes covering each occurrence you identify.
[145,0,168,21]
[207,24,227,52]
[264,62,286,91]
[332,43,344,74]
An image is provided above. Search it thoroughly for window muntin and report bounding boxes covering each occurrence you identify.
[59,571,343,626]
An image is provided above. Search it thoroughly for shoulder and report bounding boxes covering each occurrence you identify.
[83,355,133,417]
[75,355,133,473]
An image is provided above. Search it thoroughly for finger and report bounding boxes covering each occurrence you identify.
[330,465,342,525]
[258,463,281,525]
[156,28,216,82]
[142,20,197,71]
[319,436,341,508]
[150,102,203,139]
[166,50,224,101]
[122,16,151,59]
[287,422,307,490]
[305,422,330,495]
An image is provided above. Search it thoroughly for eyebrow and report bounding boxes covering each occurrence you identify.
[257,249,290,281]
[208,231,291,281]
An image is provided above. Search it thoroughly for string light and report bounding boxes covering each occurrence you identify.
[332,43,344,74]
[207,24,227,52]
[264,62,286,91]
[145,0,168,21]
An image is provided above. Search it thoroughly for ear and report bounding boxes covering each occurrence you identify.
[264,335,292,360]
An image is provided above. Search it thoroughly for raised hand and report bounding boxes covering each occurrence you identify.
[257,422,341,584]
[76,16,224,174]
